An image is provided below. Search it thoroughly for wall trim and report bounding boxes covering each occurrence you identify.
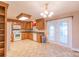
[71,48,79,52]
[47,40,70,48]
[48,40,79,52]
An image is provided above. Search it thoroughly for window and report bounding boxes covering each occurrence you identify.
[47,21,55,41]
[59,22,68,44]
[47,17,72,47]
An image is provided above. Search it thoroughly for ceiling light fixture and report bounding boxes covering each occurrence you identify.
[19,16,28,20]
[16,13,32,21]
[40,3,54,18]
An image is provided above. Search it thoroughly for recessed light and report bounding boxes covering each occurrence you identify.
[19,16,28,20]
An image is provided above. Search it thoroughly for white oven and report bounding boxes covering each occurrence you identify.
[13,25,21,41]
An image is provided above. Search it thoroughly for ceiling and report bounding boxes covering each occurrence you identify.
[5,1,79,20]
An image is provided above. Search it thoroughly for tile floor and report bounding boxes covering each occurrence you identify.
[7,40,79,57]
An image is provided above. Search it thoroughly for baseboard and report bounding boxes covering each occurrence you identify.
[72,48,79,52]
[48,40,79,52]
[47,40,69,48]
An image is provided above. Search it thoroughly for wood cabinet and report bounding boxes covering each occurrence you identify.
[21,21,33,40]
[27,22,32,30]
[37,33,42,43]
[21,21,32,30]
[22,33,27,40]
[36,18,45,30]
[21,22,26,30]
[22,32,33,40]
[36,18,45,43]
[28,32,33,40]
[0,2,8,57]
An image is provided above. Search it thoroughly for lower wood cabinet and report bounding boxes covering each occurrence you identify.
[37,33,42,43]
[22,33,27,40]
[22,32,33,40]
[22,32,44,43]
[28,32,33,40]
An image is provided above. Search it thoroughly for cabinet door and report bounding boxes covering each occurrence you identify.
[22,33,27,40]
[21,22,27,30]
[27,22,32,30]
[22,33,25,40]
[22,32,33,40]
[37,33,42,43]
[36,19,45,30]
[28,32,33,40]
[24,22,32,30]
[21,22,25,29]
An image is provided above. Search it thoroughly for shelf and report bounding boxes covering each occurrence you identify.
[0,41,4,44]
[0,48,4,50]
[0,13,5,16]
[0,1,8,57]
[0,21,4,23]
[0,34,4,36]
[0,29,4,31]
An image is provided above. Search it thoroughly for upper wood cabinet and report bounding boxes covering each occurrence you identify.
[21,21,32,30]
[36,18,45,30]
[26,22,32,30]
[21,22,27,30]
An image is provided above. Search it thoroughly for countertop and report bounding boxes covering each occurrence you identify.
[12,29,45,33]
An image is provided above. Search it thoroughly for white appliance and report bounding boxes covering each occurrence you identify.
[33,33,37,42]
[33,26,37,41]
[13,25,21,41]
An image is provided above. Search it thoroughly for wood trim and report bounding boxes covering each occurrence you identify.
[7,18,32,23]
[4,6,7,57]
[46,16,73,22]
[11,32,14,42]
[0,1,9,8]
[16,13,32,19]
[0,1,8,57]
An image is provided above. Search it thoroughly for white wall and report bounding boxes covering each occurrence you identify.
[47,11,79,52]
[72,13,79,51]
[7,22,12,50]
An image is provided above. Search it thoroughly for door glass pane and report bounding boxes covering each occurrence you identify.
[48,25,55,41]
[60,22,68,44]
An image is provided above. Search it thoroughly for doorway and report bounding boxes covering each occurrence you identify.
[47,17,72,48]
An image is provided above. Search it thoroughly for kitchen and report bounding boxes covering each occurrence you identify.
[7,15,46,50]
[1,1,79,57]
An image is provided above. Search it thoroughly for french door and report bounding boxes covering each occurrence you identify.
[58,19,69,47]
[47,20,56,41]
[47,17,72,48]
